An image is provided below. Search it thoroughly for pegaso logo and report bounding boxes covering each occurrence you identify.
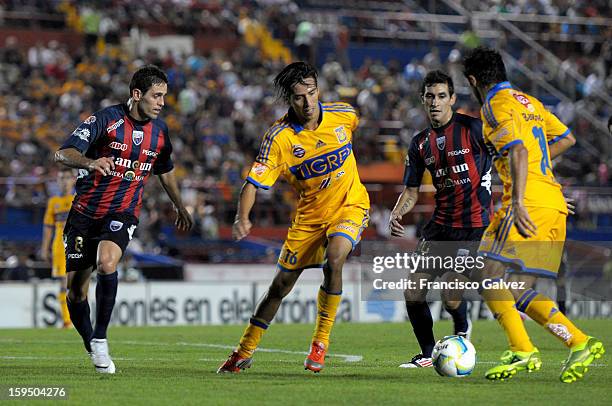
[107,119,124,133]
[109,141,128,151]
[115,157,152,171]
[142,149,158,157]
[448,148,470,156]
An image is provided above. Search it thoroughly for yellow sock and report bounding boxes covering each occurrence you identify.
[59,291,71,325]
[516,289,587,348]
[237,318,268,358]
[481,282,534,352]
[312,287,342,348]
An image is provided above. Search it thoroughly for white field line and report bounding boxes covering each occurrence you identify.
[0,338,363,363]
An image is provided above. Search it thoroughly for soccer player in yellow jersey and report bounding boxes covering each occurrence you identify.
[42,167,76,328]
[218,62,370,373]
[463,47,604,383]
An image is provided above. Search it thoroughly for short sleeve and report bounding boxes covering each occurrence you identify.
[246,130,285,189]
[543,108,571,145]
[403,136,425,187]
[60,113,103,153]
[482,97,523,154]
[153,130,174,175]
[43,199,55,226]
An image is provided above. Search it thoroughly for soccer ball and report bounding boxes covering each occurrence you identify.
[432,335,476,377]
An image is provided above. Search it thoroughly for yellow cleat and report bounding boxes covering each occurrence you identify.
[560,337,605,383]
[485,348,542,381]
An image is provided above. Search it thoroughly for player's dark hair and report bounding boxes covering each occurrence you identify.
[273,62,318,103]
[462,46,508,88]
[129,65,168,95]
[420,70,454,97]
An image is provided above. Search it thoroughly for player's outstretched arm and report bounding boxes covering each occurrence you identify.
[549,133,576,159]
[233,182,257,241]
[388,186,418,237]
[54,147,115,176]
[157,170,193,231]
[508,143,537,238]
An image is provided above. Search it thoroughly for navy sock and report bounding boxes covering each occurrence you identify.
[406,301,435,357]
[446,300,469,335]
[92,272,118,339]
[67,298,93,352]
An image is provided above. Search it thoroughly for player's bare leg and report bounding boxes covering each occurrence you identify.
[88,240,122,374]
[305,236,352,372]
[58,275,71,328]
[506,273,604,383]
[218,268,303,373]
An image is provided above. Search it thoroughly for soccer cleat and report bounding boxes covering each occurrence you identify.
[485,348,541,381]
[456,317,473,341]
[217,351,253,374]
[304,341,326,372]
[560,337,605,383]
[90,338,116,374]
[399,353,433,368]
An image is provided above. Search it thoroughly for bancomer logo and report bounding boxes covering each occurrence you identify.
[115,157,152,171]
[289,143,352,180]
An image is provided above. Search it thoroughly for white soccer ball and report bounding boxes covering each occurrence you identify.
[432,335,476,377]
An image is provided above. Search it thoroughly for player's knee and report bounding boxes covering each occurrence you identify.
[404,288,426,304]
[443,299,461,310]
[67,289,87,303]
[325,255,345,273]
[269,278,294,299]
[96,255,119,275]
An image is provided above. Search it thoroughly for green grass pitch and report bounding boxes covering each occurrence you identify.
[0,320,609,405]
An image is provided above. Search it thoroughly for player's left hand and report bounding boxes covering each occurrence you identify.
[175,206,193,231]
[388,211,404,237]
[513,205,537,238]
[564,196,576,215]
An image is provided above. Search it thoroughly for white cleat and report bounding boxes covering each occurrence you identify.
[90,338,116,374]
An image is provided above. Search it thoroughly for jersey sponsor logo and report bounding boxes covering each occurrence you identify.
[109,220,124,232]
[335,126,348,143]
[292,145,305,158]
[289,143,352,180]
[448,148,470,156]
[73,128,90,142]
[84,115,96,124]
[512,92,535,112]
[425,156,435,165]
[106,119,124,133]
[252,162,267,176]
[142,149,158,157]
[435,163,469,177]
[114,157,152,172]
[521,113,544,123]
[436,136,445,150]
[109,141,128,151]
[109,170,144,182]
[132,130,144,146]
[68,253,83,259]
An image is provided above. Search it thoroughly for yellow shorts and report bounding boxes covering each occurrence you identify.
[478,206,566,278]
[52,248,67,277]
[277,206,369,272]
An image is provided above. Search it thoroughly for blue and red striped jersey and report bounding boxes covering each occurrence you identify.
[403,112,492,228]
[60,104,174,219]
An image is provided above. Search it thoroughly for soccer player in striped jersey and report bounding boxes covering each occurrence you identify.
[218,62,369,374]
[55,65,193,374]
[389,70,492,368]
[463,47,604,382]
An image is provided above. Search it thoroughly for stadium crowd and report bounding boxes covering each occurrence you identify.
[0,0,609,255]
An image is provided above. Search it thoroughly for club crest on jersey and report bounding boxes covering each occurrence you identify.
[335,126,348,143]
[436,136,445,150]
[292,145,305,158]
[132,130,144,146]
[73,128,90,142]
[109,221,124,232]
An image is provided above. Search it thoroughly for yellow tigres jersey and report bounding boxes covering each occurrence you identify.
[247,102,370,224]
[481,82,571,213]
[43,194,74,253]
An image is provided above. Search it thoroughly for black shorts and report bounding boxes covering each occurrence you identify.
[63,208,138,272]
[415,221,486,278]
